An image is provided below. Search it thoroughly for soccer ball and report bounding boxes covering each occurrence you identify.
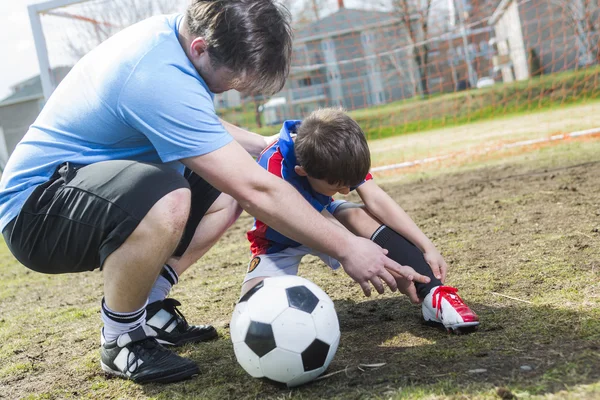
[230,276,340,387]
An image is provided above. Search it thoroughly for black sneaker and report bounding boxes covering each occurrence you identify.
[100,325,199,383]
[146,298,218,347]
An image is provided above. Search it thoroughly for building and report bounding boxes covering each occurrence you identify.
[264,0,507,121]
[0,67,71,168]
[279,2,420,118]
[489,0,600,83]
[425,0,500,93]
[214,90,242,110]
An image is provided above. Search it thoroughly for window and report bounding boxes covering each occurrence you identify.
[479,40,489,55]
[298,77,312,87]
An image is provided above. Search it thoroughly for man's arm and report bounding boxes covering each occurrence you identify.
[219,118,278,158]
[182,141,430,296]
[357,180,448,281]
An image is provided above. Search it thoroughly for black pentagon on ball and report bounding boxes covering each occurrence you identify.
[245,321,276,357]
[286,285,319,313]
[301,339,330,371]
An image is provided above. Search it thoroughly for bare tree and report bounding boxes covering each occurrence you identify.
[293,0,329,25]
[392,0,435,96]
[549,0,600,66]
[57,0,183,61]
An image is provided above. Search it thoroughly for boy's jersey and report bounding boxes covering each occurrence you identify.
[247,120,372,256]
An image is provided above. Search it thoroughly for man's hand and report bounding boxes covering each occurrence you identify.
[423,247,448,283]
[340,237,430,297]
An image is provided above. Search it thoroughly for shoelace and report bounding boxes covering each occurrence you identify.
[431,286,468,319]
[162,299,189,330]
[126,338,161,373]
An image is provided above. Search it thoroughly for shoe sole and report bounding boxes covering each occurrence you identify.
[156,328,219,347]
[424,319,480,334]
[101,362,199,384]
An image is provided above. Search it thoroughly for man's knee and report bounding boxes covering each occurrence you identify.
[141,188,192,237]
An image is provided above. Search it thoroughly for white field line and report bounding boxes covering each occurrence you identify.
[371,127,600,174]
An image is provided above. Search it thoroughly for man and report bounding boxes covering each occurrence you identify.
[0,0,428,384]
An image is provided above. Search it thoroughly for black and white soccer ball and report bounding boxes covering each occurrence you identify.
[230,276,340,387]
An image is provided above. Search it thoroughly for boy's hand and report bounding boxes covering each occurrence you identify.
[340,237,431,297]
[264,133,280,149]
[423,248,448,283]
[385,268,422,304]
[396,277,421,304]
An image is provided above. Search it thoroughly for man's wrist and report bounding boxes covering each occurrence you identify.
[334,234,359,264]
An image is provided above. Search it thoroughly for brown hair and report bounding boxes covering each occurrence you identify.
[295,108,371,187]
[186,0,292,95]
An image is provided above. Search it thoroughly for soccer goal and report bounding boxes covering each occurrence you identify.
[28,0,188,100]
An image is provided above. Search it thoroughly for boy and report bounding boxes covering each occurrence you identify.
[243,108,479,332]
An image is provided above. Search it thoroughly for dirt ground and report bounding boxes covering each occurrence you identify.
[0,139,599,399]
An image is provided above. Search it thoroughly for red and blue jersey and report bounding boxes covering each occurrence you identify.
[247,120,373,256]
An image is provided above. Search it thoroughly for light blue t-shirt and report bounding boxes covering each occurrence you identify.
[0,14,233,231]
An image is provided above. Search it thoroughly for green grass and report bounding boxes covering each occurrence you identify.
[354,67,600,140]
[219,66,600,140]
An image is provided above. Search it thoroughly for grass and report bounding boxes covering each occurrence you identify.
[1,112,600,398]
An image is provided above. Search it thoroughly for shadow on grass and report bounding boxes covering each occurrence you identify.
[140,297,600,399]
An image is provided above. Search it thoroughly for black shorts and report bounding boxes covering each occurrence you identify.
[2,160,221,274]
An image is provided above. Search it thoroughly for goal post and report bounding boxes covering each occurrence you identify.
[28,0,91,101]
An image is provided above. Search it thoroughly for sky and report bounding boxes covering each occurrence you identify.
[0,0,42,100]
[0,0,387,101]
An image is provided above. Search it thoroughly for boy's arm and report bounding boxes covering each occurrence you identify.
[183,141,431,296]
[219,118,278,158]
[356,180,448,282]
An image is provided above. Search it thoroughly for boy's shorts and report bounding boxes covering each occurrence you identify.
[242,199,352,283]
[244,246,341,283]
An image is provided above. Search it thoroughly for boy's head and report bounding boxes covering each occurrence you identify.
[294,108,370,196]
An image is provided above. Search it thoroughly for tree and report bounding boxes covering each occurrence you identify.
[58,0,182,61]
[392,0,435,96]
[549,0,599,67]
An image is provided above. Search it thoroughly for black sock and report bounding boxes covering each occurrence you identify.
[371,225,442,299]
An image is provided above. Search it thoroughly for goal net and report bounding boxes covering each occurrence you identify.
[31,0,600,164]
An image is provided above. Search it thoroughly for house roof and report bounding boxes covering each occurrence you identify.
[294,7,405,43]
[0,66,71,107]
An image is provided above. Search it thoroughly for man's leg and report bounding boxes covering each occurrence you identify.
[102,188,190,312]
[3,161,203,382]
[147,194,240,304]
[99,188,203,383]
[167,193,241,277]
[145,171,242,346]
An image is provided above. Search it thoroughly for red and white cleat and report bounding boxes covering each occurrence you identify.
[422,286,479,333]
